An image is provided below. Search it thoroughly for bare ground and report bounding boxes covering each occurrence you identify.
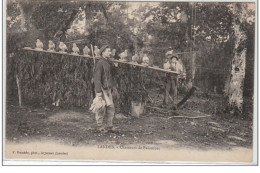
[5,93,253,151]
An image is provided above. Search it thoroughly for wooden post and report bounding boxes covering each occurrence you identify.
[16,74,22,107]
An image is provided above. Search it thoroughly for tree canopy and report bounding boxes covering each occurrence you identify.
[6,1,255,113]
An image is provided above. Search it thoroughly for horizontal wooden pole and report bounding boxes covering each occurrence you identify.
[23,47,92,58]
[22,47,179,75]
[64,39,88,43]
[173,51,199,55]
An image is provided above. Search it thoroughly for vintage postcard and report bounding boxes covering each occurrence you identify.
[3,0,257,165]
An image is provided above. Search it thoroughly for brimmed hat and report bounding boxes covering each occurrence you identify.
[165,50,174,56]
[100,45,110,55]
[171,55,179,60]
[166,50,179,60]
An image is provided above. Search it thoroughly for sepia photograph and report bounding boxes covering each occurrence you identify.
[3,0,257,165]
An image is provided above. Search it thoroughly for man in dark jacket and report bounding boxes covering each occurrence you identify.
[93,45,116,133]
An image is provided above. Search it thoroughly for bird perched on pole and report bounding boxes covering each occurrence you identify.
[71,43,80,55]
[48,40,55,51]
[83,46,90,56]
[59,41,68,53]
[131,54,139,63]
[35,39,43,50]
[142,54,149,65]
[94,46,100,57]
[119,50,128,61]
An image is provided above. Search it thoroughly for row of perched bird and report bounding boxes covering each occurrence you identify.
[36,39,93,56]
[35,39,184,72]
[35,39,152,65]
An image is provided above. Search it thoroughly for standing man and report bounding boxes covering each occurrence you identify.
[93,45,116,133]
[162,50,185,110]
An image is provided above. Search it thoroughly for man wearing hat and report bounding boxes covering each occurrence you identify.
[162,50,185,109]
[93,45,116,133]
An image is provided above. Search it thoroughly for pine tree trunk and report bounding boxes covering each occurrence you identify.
[17,3,27,32]
[225,4,247,114]
[191,51,196,83]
